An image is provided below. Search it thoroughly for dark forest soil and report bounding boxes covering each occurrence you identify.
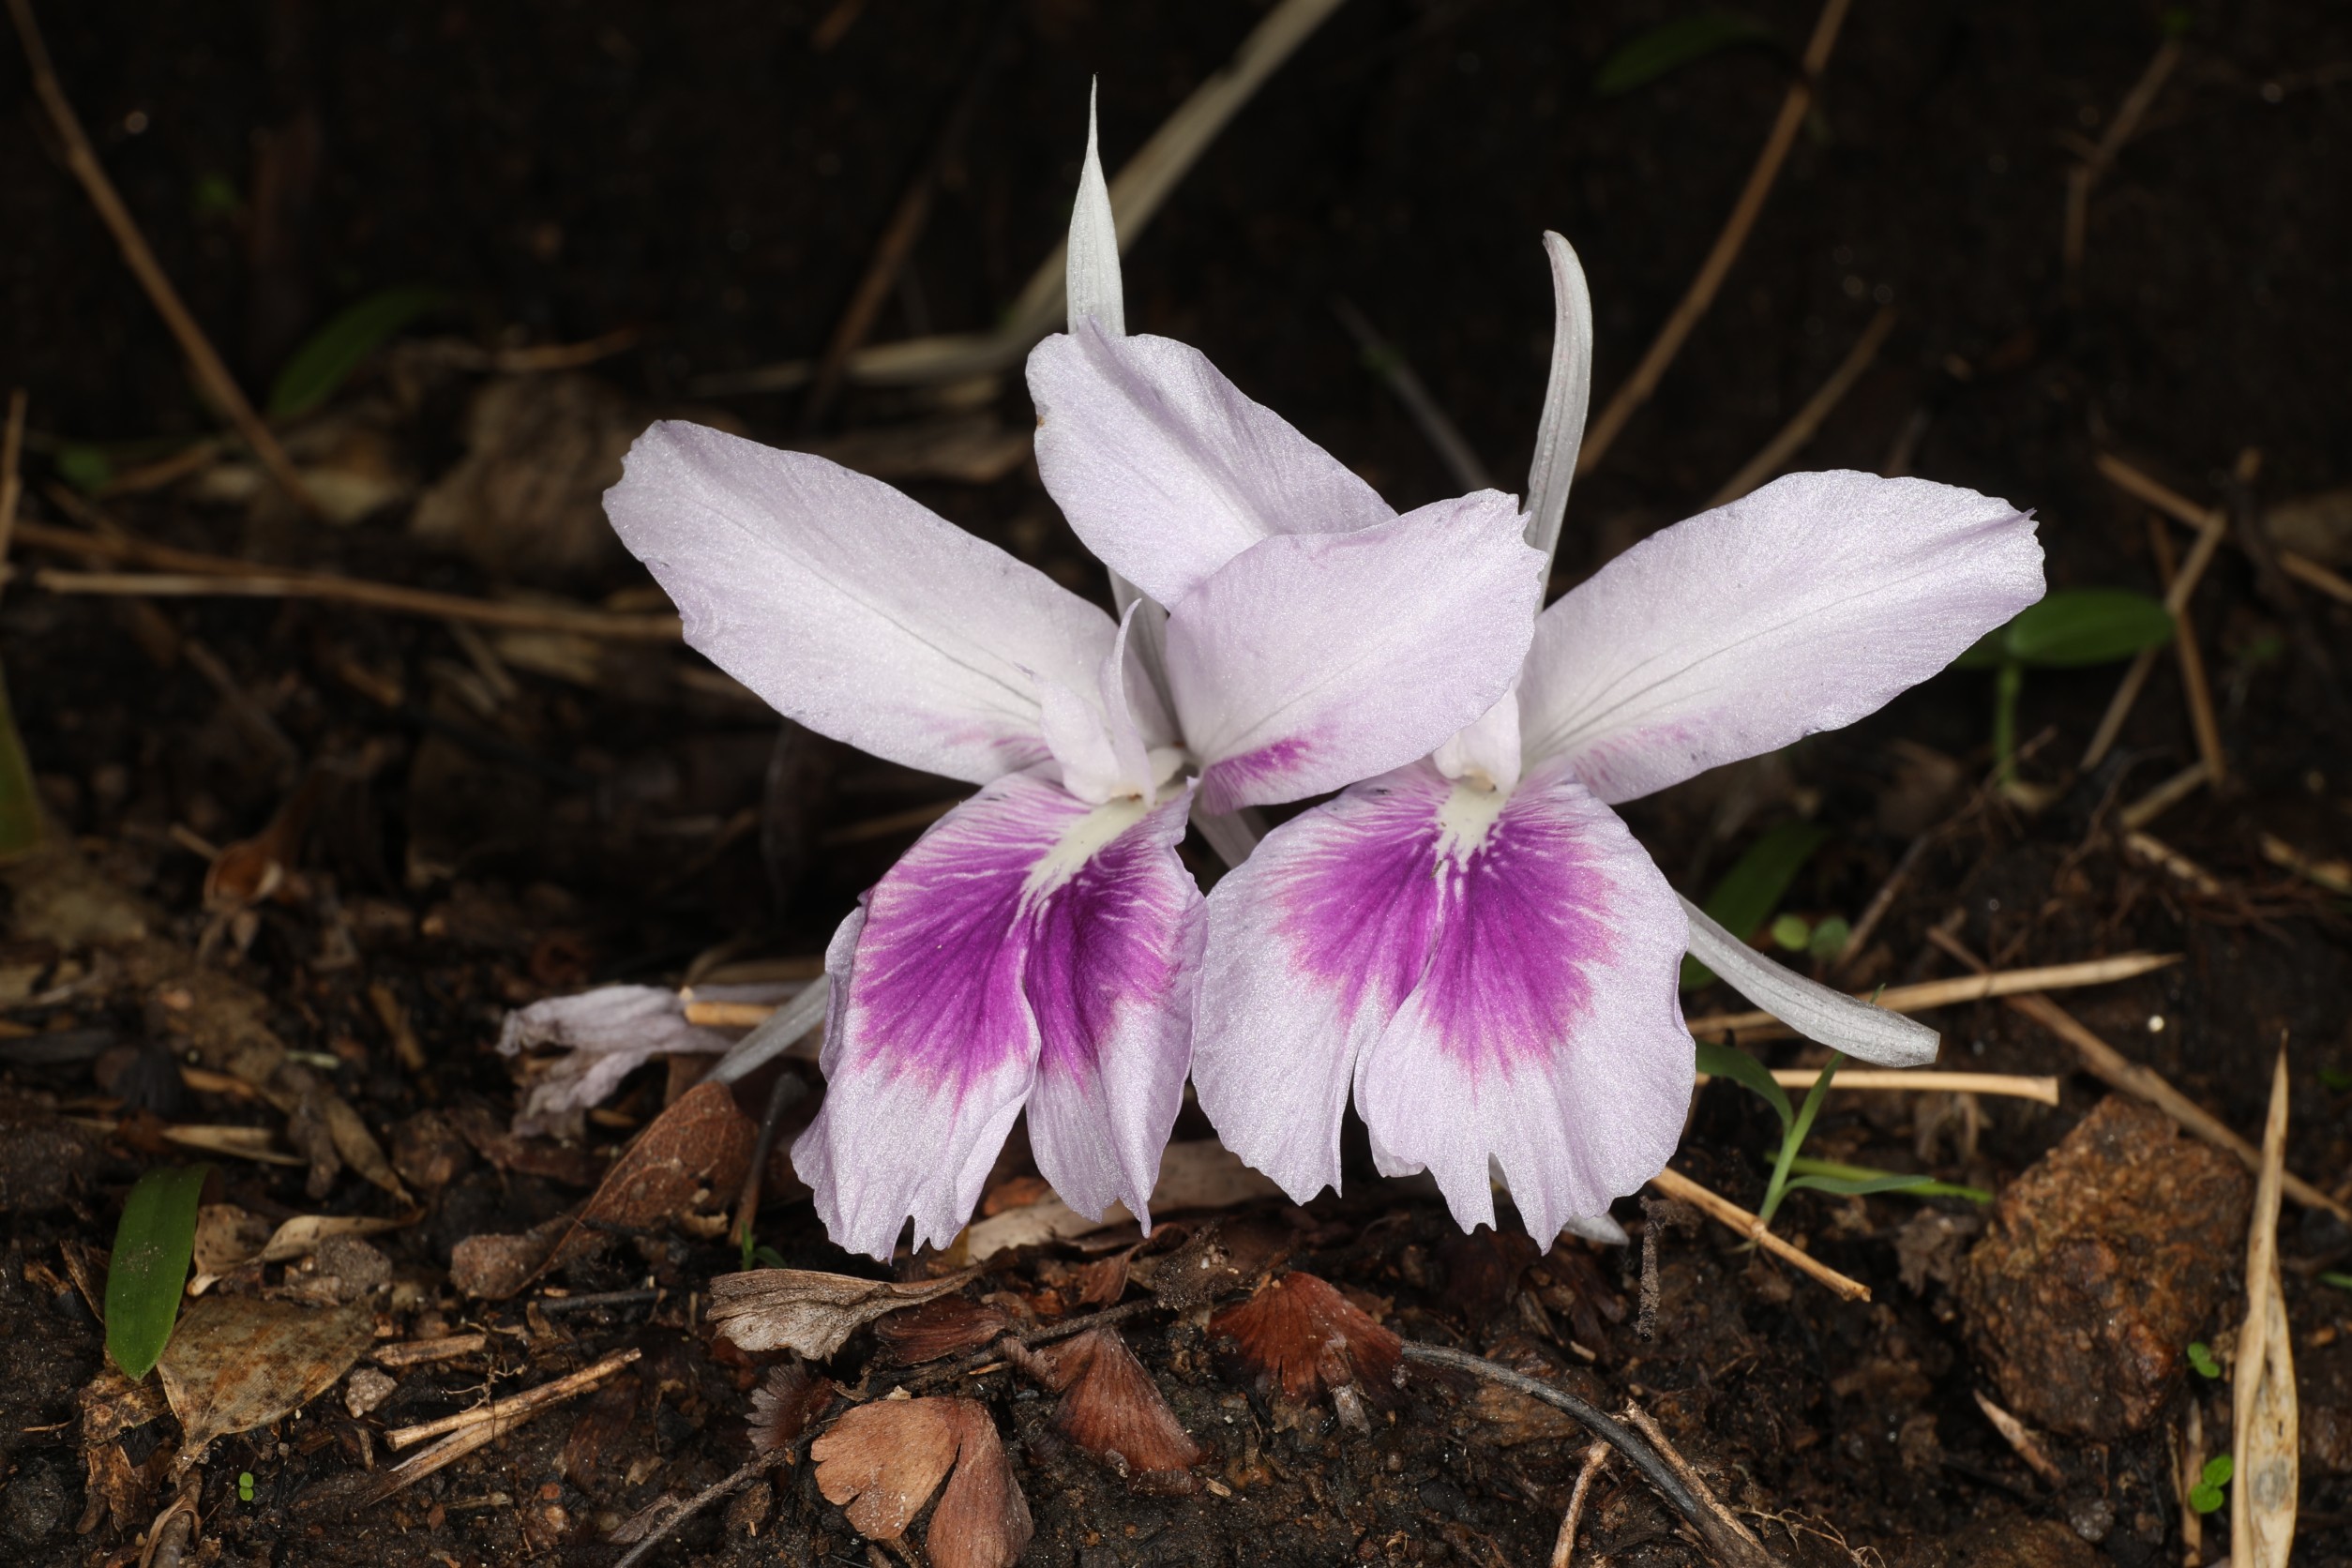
[4,2,2350,1565]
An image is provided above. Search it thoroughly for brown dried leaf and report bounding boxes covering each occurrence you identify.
[873,1296,1012,1364]
[810,1397,1031,1568]
[1074,1245,1139,1307]
[1009,1328,1200,1487]
[746,1362,837,1456]
[708,1264,985,1359]
[811,1398,963,1540]
[543,1078,754,1272]
[190,1204,274,1280]
[157,1294,374,1464]
[1211,1271,1403,1407]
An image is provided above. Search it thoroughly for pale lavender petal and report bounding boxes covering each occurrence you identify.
[1351,763,1691,1244]
[791,773,1206,1259]
[1682,897,1938,1066]
[1065,83,1124,337]
[1165,491,1545,813]
[1020,787,1202,1225]
[1192,766,1447,1205]
[607,421,1116,786]
[1521,232,1594,566]
[1196,761,1691,1242]
[1039,605,1162,805]
[1027,325,1395,607]
[1516,472,2044,802]
[499,984,740,1137]
[791,780,1068,1259]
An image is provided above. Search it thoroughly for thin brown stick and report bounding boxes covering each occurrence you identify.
[1731,1069,2059,1105]
[384,1349,640,1450]
[609,1457,765,1568]
[2235,1048,2299,1568]
[1612,1403,1781,1568]
[2118,761,2208,832]
[372,1333,489,1369]
[1551,1441,1609,1568]
[2121,828,2223,896]
[2147,517,2227,787]
[1646,1167,1869,1303]
[2062,39,2182,292]
[2179,1402,2205,1566]
[5,0,317,515]
[1576,0,1856,475]
[2081,494,2227,769]
[1972,1390,2066,1489]
[28,564,678,640]
[2279,550,2352,606]
[2259,833,2352,897]
[1705,305,1894,507]
[2096,449,2349,604]
[1682,951,2177,1039]
[1925,929,2352,1222]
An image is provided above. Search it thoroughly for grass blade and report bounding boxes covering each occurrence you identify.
[267,286,446,420]
[105,1164,212,1379]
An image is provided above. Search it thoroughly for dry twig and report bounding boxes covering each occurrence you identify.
[1683,951,2176,1040]
[1647,1167,1869,1303]
[384,1349,640,1450]
[1551,1441,1610,1568]
[1692,1069,2058,1105]
[2080,494,2227,770]
[2235,1049,2299,1568]
[2118,761,2209,832]
[2099,449,2352,605]
[2148,516,2227,788]
[5,0,317,514]
[2062,39,2183,294]
[1705,305,1894,507]
[1576,0,1857,475]
[1971,1390,2066,1489]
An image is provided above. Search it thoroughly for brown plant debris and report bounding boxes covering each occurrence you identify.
[746,1362,837,1456]
[809,1396,1033,1568]
[872,1294,1013,1364]
[1958,1094,2251,1439]
[708,1262,988,1359]
[156,1294,375,1466]
[1006,1326,1202,1488]
[1210,1270,1404,1409]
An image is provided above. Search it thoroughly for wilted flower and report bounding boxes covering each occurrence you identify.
[1042,234,2046,1247]
[603,105,1542,1259]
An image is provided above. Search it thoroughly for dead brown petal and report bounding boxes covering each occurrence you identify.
[1007,1327,1201,1487]
[810,1397,1032,1568]
[708,1263,986,1359]
[873,1295,1013,1364]
[1073,1244,1140,1306]
[746,1362,837,1456]
[156,1294,375,1467]
[1210,1271,1403,1407]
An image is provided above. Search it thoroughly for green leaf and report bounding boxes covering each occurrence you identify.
[54,444,113,492]
[2189,1481,2224,1514]
[2320,1271,2352,1292]
[1696,1041,1793,1133]
[1808,915,1851,961]
[267,286,446,419]
[1785,1170,1937,1197]
[1770,913,1811,951]
[1595,11,1776,96]
[0,669,43,859]
[2002,589,2175,669]
[2203,1454,2234,1485]
[2319,1067,2352,1092]
[2186,1340,2222,1378]
[104,1164,212,1379]
[1786,1156,1992,1203]
[1682,822,1831,988]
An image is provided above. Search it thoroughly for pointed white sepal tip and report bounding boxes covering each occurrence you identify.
[1065,81,1125,338]
[1681,897,1939,1068]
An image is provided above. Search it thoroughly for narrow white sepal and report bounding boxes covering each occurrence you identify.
[1556,1213,1631,1247]
[1522,232,1594,567]
[1065,82,1126,338]
[1681,896,1939,1067]
[708,982,828,1084]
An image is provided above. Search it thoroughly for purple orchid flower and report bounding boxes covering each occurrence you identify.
[601,107,1544,1260]
[1031,234,2047,1248]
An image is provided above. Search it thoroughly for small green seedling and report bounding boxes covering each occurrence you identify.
[237,1472,255,1504]
[2318,1271,2352,1293]
[104,1164,213,1380]
[2320,1067,2352,1092]
[267,285,447,420]
[1683,822,1831,988]
[1955,589,2175,782]
[2186,1341,2223,1379]
[2188,1454,2232,1514]
[1696,1044,1953,1229]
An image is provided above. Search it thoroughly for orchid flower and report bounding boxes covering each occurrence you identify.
[601,106,1543,1261]
[1031,234,2046,1248]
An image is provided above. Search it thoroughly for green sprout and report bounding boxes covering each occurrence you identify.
[2319,1067,2352,1092]
[1955,589,2175,783]
[2186,1341,2222,1379]
[2318,1272,2352,1293]
[2188,1454,2231,1514]
[237,1471,255,1504]
[1696,1044,1974,1230]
